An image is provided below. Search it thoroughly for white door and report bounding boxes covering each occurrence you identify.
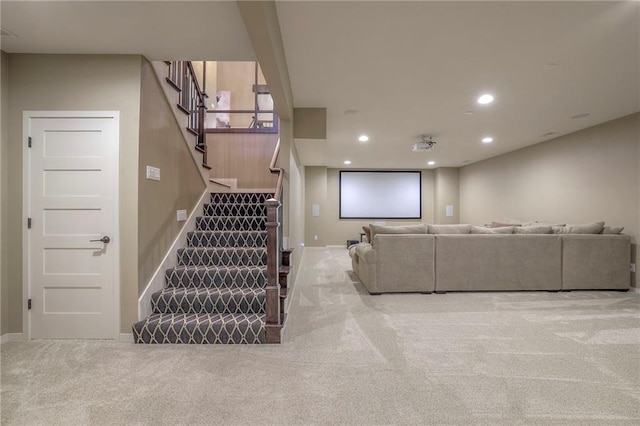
[24,112,119,339]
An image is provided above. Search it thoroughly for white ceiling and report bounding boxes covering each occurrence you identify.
[2,1,639,169]
[0,0,256,60]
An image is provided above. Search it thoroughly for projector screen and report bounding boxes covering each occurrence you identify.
[339,171,422,219]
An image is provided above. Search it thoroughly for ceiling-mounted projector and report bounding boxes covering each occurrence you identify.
[413,135,436,152]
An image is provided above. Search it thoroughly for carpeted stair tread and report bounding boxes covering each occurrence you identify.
[165,265,267,289]
[196,216,266,231]
[134,192,276,345]
[132,313,265,344]
[210,193,273,204]
[187,230,267,248]
[151,287,265,314]
[177,247,267,266]
[203,204,267,217]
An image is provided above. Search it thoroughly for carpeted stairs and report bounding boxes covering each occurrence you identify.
[133,193,274,344]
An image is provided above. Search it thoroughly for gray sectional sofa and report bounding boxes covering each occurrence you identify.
[349,223,631,294]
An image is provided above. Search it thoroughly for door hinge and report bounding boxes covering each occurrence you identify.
[28,136,32,148]
[27,218,32,229]
[28,299,32,310]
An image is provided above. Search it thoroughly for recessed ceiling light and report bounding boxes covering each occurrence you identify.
[344,109,359,116]
[427,161,436,166]
[482,137,493,143]
[571,112,590,119]
[465,110,476,115]
[344,160,352,165]
[477,94,494,104]
[358,135,369,142]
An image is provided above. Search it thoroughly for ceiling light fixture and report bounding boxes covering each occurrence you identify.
[482,137,493,143]
[344,109,359,116]
[427,161,436,166]
[358,135,369,142]
[413,135,437,152]
[344,160,352,165]
[477,94,494,104]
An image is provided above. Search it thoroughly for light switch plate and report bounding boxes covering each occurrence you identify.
[146,166,160,181]
[176,210,187,221]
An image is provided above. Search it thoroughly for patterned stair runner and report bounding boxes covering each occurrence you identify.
[133,193,274,344]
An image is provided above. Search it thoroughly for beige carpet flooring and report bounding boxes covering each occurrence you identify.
[1,246,639,425]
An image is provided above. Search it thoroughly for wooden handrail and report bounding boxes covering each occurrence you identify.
[166,61,209,168]
[269,138,284,200]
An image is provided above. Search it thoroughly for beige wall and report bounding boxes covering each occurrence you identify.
[460,113,639,287]
[138,60,206,295]
[304,167,328,247]
[1,52,8,336]
[279,118,304,293]
[288,136,305,286]
[207,132,278,189]
[6,54,142,334]
[434,168,460,224]
[217,61,259,128]
[304,167,436,246]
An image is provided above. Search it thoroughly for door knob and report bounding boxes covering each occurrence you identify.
[90,236,111,244]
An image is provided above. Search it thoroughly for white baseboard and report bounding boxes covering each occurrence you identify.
[0,333,26,344]
[119,333,134,343]
[138,188,209,320]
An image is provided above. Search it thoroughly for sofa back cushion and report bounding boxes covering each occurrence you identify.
[428,224,472,234]
[514,225,552,234]
[471,226,514,234]
[555,221,605,234]
[369,223,427,246]
[601,226,624,234]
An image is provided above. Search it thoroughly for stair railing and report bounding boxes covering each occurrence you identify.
[265,139,284,343]
[165,61,209,168]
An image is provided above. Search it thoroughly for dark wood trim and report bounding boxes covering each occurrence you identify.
[207,109,276,114]
[165,77,181,92]
[186,127,198,136]
[206,127,278,135]
[177,104,190,116]
[265,198,282,343]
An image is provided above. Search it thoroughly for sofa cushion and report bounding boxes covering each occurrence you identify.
[362,226,372,242]
[601,226,624,234]
[369,223,426,246]
[514,225,552,234]
[428,224,472,234]
[557,221,605,234]
[471,225,514,234]
[434,235,561,291]
[491,221,521,228]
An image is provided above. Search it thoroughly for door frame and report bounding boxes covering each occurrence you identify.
[22,111,121,340]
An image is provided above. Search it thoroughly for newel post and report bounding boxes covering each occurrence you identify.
[265,198,281,343]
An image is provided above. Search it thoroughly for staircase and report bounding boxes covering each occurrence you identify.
[133,192,290,344]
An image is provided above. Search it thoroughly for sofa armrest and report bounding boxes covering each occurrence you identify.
[561,234,631,289]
